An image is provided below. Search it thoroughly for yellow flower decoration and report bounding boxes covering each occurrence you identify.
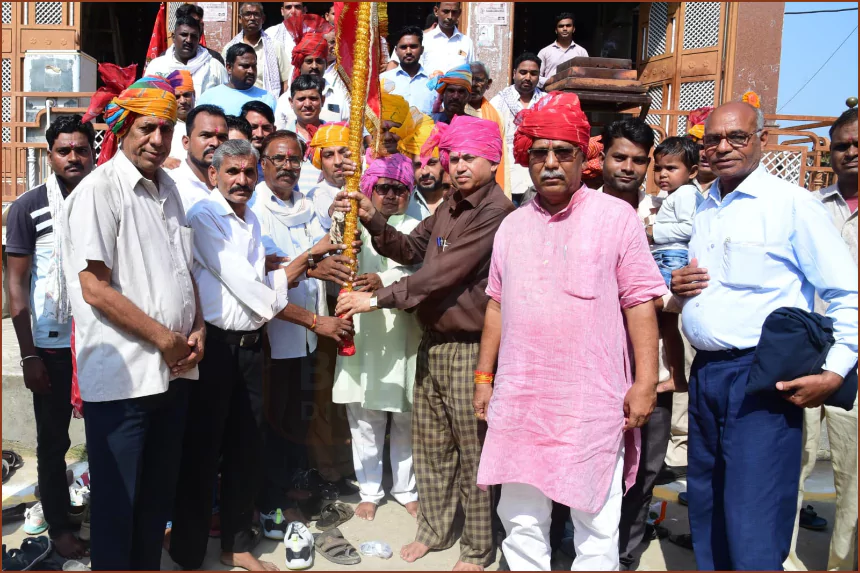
[742,91,761,109]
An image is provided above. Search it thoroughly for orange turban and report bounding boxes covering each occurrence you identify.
[309,122,350,169]
[512,92,591,167]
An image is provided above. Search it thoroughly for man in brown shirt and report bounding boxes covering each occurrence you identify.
[336,115,514,571]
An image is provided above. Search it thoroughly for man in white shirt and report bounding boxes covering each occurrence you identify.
[380,26,437,115]
[168,104,228,213]
[251,130,359,535]
[264,1,305,59]
[537,12,589,88]
[785,107,859,572]
[169,139,350,571]
[672,102,858,570]
[275,75,328,197]
[145,16,227,96]
[389,2,474,77]
[63,79,205,571]
[490,53,547,202]
[276,58,347,128]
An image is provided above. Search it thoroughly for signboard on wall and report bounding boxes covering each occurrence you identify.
[475,3,508,26]
[199,2,228,22]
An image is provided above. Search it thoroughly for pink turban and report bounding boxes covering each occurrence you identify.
[513,92,591,167]
[419,115,503,172]
[359,153,415,198]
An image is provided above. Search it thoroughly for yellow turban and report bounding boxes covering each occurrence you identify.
[376,80,416,142]
[688,124,705,140]
[309,122,350,169]
[398,111,437,159]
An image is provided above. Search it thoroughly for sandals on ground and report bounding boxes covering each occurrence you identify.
[313,528,361,566]
[315,502,354,532]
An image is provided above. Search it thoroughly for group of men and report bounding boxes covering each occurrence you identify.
[6,1,858,572]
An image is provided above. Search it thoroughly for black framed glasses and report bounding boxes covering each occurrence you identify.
[702,130,762,150]
[373,183,410,197]
[528,146,578,164]
[263,155,302,168]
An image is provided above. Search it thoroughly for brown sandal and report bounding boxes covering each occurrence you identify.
[314,528,361,565]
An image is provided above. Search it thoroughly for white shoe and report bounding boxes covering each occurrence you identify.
[69,484,89,507]
[284,522,314,570]
[23,502,48,535]
[260,508,288,541]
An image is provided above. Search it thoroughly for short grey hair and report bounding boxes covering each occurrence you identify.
[212,139,259,170]
[470,61,490,78]
[754,106,765,131]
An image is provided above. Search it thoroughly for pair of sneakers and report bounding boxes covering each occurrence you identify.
[260,512,314,570]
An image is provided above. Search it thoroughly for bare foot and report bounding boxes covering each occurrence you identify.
[404,501,419,519]
[221,551,280,571]
[452,561,484,571]
[356,502,377,521]
[282,507,308,525]
[52,532,88,559]
[400,541,430,563]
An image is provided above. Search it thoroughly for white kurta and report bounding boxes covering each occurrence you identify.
[332,214,422,412]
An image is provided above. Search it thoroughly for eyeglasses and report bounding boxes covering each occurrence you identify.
[373,183,410,197]
[263,155,302,168]
[701,130,762,150]
[241,11,263,19]
[528,146,578,164]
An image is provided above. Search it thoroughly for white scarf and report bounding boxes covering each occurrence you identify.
[43,174,71,323]
[167,45,212,76]
[499,84,546,120]
[257,183,314,229]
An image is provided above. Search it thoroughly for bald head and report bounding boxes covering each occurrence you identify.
[703,101,768,194]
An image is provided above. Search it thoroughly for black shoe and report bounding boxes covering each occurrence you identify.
[335,477,360,496]
[645,523,670,541]
[678,491,688,506]
[799,505,827,531]
[655,464,688,485]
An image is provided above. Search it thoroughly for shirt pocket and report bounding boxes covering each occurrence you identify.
[561,257,598,300]
[178,226,194,271]
[721,239,778,290]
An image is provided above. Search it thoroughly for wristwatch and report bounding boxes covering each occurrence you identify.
[369,295,378,310]
[307,250,317,270]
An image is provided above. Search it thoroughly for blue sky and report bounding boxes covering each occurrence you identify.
[778,2,858,118]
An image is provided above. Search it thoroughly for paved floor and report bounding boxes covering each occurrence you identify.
[2,449,839,571]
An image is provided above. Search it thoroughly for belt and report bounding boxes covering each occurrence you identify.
[205,323,263,349]
[423,329,482,344]
[694,346,756,360]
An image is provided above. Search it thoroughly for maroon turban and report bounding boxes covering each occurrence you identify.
[512,92,591,167]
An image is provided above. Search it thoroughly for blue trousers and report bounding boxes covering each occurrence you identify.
[84,379,190,571]
[688,349,803,570]
[652,249,689,287]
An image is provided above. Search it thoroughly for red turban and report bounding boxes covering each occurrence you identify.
[286,13,329,81]
[512,92,591,167]
[420,115,503,172]
[581,136,604,181]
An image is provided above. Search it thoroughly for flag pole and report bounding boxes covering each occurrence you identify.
[336,2,374,357]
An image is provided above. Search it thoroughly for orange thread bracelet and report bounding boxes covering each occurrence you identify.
[310,314,318,331]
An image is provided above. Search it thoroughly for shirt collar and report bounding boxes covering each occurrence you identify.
[712,164,768,202]
[395,64,429,79]
[450,179,496,211]
[242,33,265,49]
[431,26,462,41]
[818,183,847,204]
[114,148,173,199]
[531,184,590,219]
[553,41,578,51]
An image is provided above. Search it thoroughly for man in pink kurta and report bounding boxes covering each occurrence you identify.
[473,93,667,571]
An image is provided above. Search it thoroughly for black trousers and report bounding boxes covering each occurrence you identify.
[84,379,191,571]
[618,391,674,566]
[169,326,266,569]
[258,354,314,513]
[34,347,74,538]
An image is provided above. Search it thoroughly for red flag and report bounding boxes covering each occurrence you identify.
[200,32,207,48]
[146,2,168,67]
[333,3,384,135]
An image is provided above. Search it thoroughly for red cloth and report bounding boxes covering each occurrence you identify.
[200,32,207,47]
[846,195,858,214]
[82,63,138,165]
[512,92,591,167]
[286,13,329,81]
[688,106,714,128]
[145,2,167,67]
[581,136,604,181]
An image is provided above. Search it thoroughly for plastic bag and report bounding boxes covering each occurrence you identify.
[647,500,667,526]
[359,541,392,559]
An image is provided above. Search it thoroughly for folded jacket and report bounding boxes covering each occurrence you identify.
[747,306,857,411]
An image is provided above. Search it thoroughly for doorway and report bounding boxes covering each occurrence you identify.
[511,3,640,62]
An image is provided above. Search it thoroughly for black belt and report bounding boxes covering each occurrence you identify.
[205,323,263,349]
[423,329,482,344]
[694,347,756,360]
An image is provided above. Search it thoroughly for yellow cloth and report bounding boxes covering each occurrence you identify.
[377,83,416,143]
[688,124,704,140]
[309,123,350,169]
[476,98,509,195]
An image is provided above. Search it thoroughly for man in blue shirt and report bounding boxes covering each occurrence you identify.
[671,101,858,570]
[197,44,276,116]
[6,115,96,559]
[380,26,437,115]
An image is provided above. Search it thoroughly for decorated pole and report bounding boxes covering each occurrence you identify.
[334,2,375,356]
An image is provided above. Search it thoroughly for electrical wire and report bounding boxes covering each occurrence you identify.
[785,7,858,15]
[777,24,858,112]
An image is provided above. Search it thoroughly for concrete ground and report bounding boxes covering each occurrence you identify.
[2,448,839,571]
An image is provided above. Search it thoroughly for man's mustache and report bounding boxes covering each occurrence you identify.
[541,169,565,181]
[229,184,253,194]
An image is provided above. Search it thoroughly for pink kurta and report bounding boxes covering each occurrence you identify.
[476,186,667,512]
